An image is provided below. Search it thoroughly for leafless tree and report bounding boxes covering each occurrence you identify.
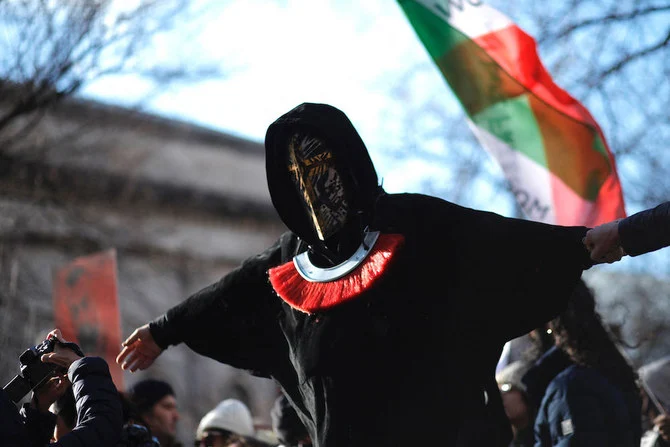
[0,0,225,152]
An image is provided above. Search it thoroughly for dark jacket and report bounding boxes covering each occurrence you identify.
[149,103,593,447]
[522,346,573,414]
[530,348,640,446]
[619,201,670,256]
[1,357,123,447]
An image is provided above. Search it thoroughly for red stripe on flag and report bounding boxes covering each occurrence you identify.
[473,25,625,225]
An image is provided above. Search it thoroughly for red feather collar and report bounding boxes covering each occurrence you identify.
[269,234,405,314]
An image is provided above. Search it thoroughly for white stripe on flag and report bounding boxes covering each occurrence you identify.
[411,0,513,38]
[466,119,556,223]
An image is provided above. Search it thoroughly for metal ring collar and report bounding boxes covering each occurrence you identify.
[293,231,381,282]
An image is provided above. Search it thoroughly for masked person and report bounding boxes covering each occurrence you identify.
[117,102,599,446]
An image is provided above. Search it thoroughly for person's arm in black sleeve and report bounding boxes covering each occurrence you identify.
[412,196,593,341]
[18,400,57,446]
[0,388,30,447]
[53,357,123,447]
[618,201,670,256]
[469,209,592,341]
[119,233,293,377]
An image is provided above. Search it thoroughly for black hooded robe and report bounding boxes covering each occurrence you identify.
[149,103,593,447]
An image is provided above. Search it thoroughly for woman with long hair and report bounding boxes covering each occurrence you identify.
[529,280,641,446]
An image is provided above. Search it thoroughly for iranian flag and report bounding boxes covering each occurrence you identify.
[398,0,626,226]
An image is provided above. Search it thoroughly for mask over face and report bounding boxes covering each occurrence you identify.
[265,103,383,264]
[287,131,350,242]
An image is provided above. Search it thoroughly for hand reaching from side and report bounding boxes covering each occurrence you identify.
[116,324,163,373]
[583,219,626,264]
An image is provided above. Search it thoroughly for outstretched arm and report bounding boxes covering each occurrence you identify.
[116,324,163,373]
[584,201,670,262]
[583,219,625,263]
[116,234,291,375]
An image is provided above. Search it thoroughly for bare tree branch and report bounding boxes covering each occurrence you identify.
[538,5,670,45]
[589,28,670,87]
[0,0,228,151]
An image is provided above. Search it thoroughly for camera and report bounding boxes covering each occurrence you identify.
[119,423,161,447]
[2,337,78,404]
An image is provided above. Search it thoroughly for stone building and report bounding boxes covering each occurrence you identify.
[0,95,287,444]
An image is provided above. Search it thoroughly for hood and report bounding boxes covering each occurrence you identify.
[265,102,380,247]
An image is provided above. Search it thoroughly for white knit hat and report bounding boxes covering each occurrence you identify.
[196,399,255,440]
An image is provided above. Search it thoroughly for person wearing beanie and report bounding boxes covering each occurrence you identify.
[639,355,670,447]
[271,394,312,447]
[127,378,181,447]
[195,398,262,447]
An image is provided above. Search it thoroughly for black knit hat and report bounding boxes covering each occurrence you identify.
[127,379,175,414]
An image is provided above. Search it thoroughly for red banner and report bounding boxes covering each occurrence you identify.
[52,249,124,390]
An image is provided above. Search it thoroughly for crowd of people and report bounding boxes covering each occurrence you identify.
[0,329,313,446]
[1,103,669,446]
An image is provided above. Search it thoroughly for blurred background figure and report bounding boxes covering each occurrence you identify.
[195,398,269,447]
[128,378,181,447]
[497,334,535,376]
[639,355,670,447]
[524,280,641,446]
[271,394,312,447]
[119,390,161,447]
[496,360,534,447]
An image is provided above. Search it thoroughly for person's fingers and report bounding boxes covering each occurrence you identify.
[121,346,159,372]
[118,347,139,370]
[41,353,68,368]
[46,329,62,340]
[122,325,148,347]
[135,357,156,372]
[126,358,143,372]
[52,329,67,343]
[121,330,140,347]
[600,246,624,264]
[583,233,594,250]
[126,354,153,372]
[116,344,133,365]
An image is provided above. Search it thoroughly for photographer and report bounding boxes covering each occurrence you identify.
[1,329,123,446]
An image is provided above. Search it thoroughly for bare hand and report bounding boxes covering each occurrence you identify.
[32,374,69,413]
[116,324,163,372]
[654,414,670,442]
[40,329,83,370]
[583,220,625,263]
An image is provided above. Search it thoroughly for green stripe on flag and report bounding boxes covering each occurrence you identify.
[399,1,467,59]
[472,94,547,168]
[399,0,627,223]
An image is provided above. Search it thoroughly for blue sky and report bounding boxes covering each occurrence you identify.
[80,0,462,196]
[78,0,669,277]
